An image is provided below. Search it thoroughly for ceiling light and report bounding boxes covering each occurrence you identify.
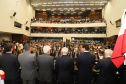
[82,10,85,11]
[93,8,97,9]
[90,1,94,3]
[79,2,83,3]
[100,4,104,5]
[87,8,91,9]
[64,2,68,3]
[38,3,42,4]
[53,2,57,4]
[90,4,94,5]
[51,5,55,6]
[95,4,99,5]
[42,5,46,6]
[48,3,52,4]
[69,8,73,9]
[36,9,40,10]
[75,4,80,6]
[98,8,102,9]
[71,10,75,11]
[80,4,84,6]
[56,5,60,6]
[47,5,51,6]
[75,8,79,10]
[74,2,78,3]
[43,3,47,4]
[58,2,63,3]
[81,8,85,9]
[61,5,65,6]
[85,4,89,5]
[69,2,73,3]
[83,2,89,3]
[47,9,51,10]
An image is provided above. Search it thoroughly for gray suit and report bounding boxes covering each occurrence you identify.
[36,53,54,83]
[18,51,37,84]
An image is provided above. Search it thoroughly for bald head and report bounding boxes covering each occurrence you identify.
[43,45,51,54]
[62,47,68,55]
[105,49,113,58]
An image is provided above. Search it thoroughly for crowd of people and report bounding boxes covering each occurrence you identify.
[31,28,106,34]
[0,40,125,84]
[32,17,106,24]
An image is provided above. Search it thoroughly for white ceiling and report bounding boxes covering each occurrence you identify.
[30,0,109,15]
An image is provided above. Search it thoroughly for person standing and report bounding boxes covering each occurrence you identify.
[18,44,37,84]
[55,47,74,84]
[95,49,117,84]
[0,43,20,84]
[36,45,54,84]
[76,44,95,84]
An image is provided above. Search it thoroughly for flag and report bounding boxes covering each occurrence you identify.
[111,10,126,68]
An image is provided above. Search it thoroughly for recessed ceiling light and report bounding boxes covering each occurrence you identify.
[81,8,85,9]
[83,2,89,3]
[98,8,102,9]
[56,5,60,6]
[79,2,83,3]
[42,5,46,6]
[58,2,63,3]
[51,5,55,6]
[75,8,79,9]
[53,2,57,3]
[36,9,40,10]
[100,4,104,5]
[48,3,52,4]
[90,1,94,3]
[87,8,91,9]
[71,10,75,11]
[69,8,73,9]
[43,3,47,4]
[90,4,94,5]
[85,4,89,5]
[61,5,65,6]
[69,2,73,3]
[75,4,80,6]
[95,4,99,5]
[64,2,68,3]
[74,2,78,3]
[47,5,51,6]
[47,9,51,10]
[80,4,84,6]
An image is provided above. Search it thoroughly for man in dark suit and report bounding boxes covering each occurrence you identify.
[55,47,74,84]
[95,49,117,84]
[36,45,54,84]
[76,44,95,84]
[0,43,20,84]
[18,44,37,84]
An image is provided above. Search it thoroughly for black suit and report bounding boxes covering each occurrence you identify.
[0,53,20,84]
[95,57,117,84]
[55,55,74,84]
[76,52,95,84]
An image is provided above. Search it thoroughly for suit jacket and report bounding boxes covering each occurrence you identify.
[55,55,74,83]
[76,52,95,81]
[36,53,54,82]
[95,57,117,84]
[18,51,37,80]
[0,53,20,80]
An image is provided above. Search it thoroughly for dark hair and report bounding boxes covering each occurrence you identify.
[82,44,89,50]
[24,44,30,51]
[4,43,13,52]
